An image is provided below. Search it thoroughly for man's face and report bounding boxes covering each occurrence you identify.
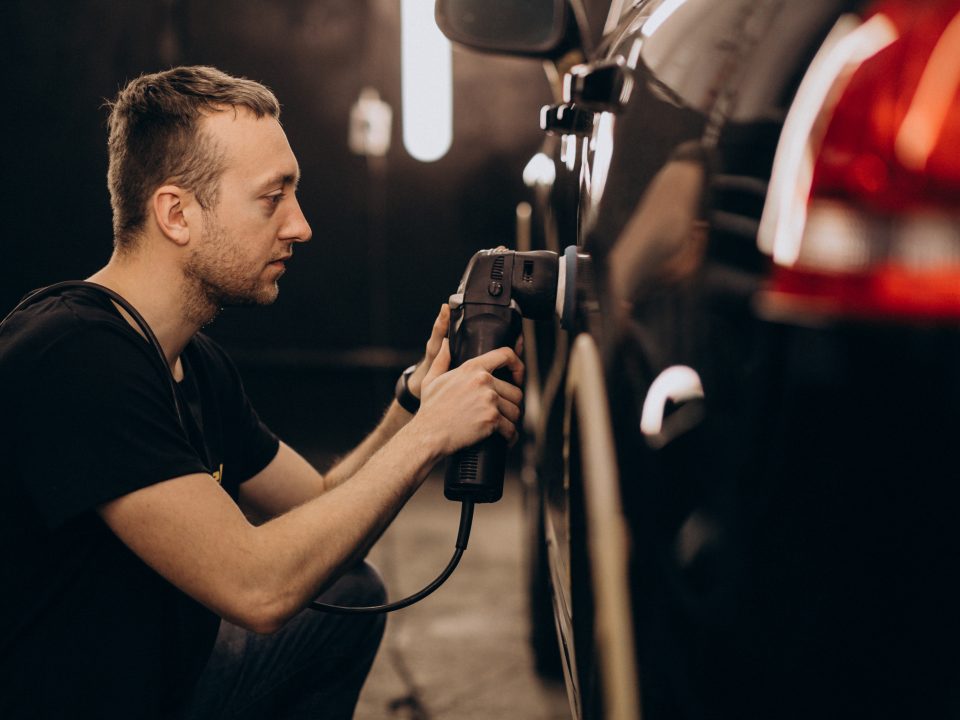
[184,108,312,308]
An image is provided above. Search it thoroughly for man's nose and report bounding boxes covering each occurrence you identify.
[283,196,312,244]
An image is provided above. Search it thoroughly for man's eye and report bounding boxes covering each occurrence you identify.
[266,194,284,205]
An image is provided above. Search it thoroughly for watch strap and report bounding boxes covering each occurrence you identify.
[395,363,420,414]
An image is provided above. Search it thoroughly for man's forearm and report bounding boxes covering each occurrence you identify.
[101,417,443,635]
[248,419,441,626]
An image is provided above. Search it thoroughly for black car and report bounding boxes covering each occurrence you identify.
[437,0,960,718]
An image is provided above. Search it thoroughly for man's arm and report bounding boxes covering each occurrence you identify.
[97,343,523,634]
[239,305,449,519]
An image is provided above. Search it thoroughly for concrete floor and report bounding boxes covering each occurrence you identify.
[349,469,570,720]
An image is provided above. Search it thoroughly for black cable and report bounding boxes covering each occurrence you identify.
[310,500,475,614]
[1,281,185,428]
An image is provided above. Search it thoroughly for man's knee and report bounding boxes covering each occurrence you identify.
[305,560,387,661]
[178,563,389,719]
[265,561,387,679]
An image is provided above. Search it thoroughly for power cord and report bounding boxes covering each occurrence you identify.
[309,500,474,614]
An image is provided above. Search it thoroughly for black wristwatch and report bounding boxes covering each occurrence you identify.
[394,363,420,414]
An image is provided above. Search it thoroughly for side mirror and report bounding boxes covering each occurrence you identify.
[435,0,572,57]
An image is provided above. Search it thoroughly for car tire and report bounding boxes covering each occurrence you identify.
[569,451,603,719]
[527,485,563,679]
[565,333,643,720]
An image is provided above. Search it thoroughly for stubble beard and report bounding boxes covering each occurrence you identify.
[182,211,279,326]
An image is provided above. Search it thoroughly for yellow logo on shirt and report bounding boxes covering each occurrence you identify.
[212,463,224,485]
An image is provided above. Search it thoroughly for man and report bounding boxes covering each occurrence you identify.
[0,66,523,718]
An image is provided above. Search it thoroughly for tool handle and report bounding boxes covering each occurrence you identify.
[444,305,521,503]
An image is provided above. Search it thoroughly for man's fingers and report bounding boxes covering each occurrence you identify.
[407,305,451,399]
[425,304,449,359]
[497,396,522,424]
[472,347,525,386]
[498,415,519,446]
[493,377,523,406]
[422,338,450,388]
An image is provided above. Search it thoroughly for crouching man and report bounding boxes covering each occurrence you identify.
[0,65,523,719]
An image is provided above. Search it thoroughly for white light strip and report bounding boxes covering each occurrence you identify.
[401,0,453,162]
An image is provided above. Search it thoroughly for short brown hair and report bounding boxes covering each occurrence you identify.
[106,65,280,250]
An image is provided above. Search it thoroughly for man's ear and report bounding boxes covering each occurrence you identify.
[151,185,193,246]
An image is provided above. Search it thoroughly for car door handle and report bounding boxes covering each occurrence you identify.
[640,365,705,448]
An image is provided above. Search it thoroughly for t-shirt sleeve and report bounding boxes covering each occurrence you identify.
[193,335,279,488]
[13,322,209,529]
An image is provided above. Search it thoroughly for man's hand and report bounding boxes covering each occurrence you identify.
[406,303,523,400]
[411,340,524,456]
[406,304,450,399]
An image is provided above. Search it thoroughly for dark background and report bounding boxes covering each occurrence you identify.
[3,0,550,452]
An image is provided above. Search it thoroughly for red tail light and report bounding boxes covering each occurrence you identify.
[758,0,960,321]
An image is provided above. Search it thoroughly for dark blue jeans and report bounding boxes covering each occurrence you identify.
[176,562,386,720]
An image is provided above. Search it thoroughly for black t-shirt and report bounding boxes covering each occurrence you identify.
[0,287,280,718]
